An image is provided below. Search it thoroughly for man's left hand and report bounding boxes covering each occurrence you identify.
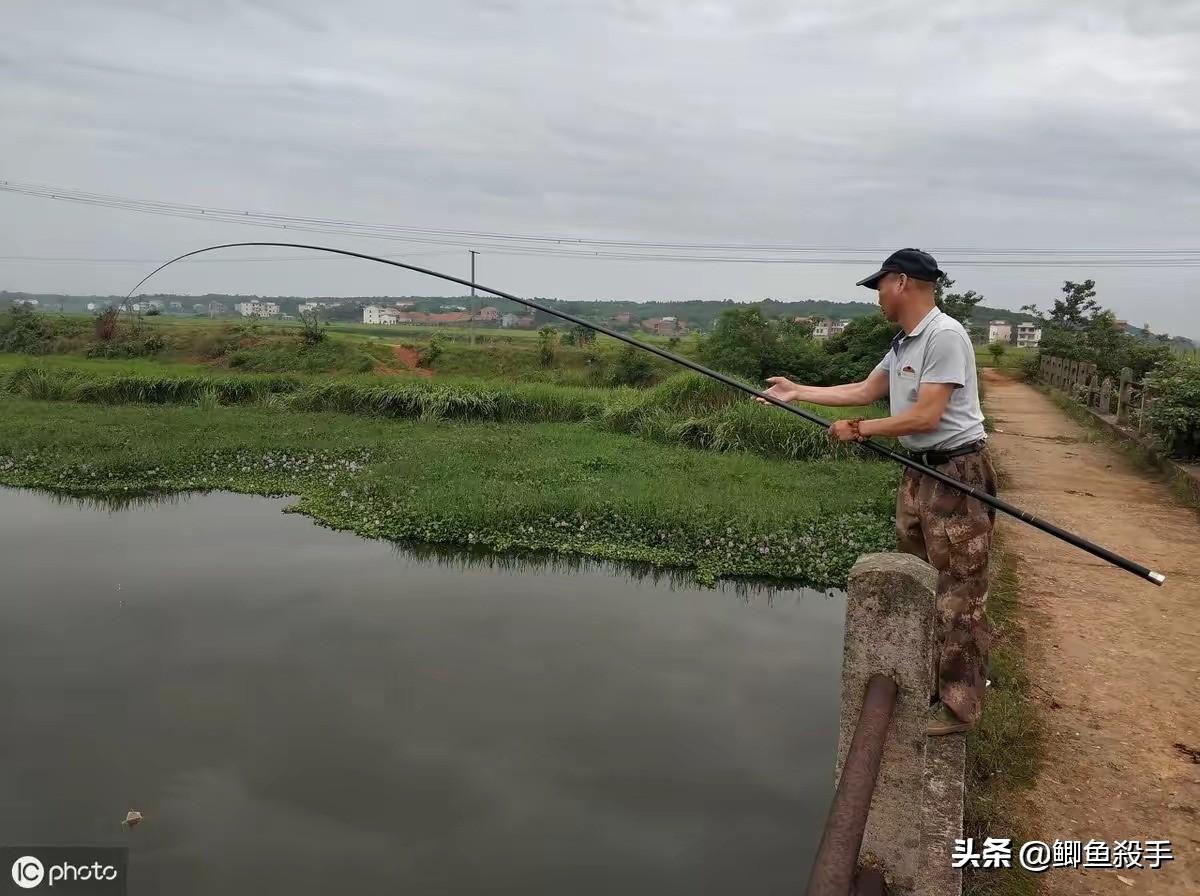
[828,419,865,442]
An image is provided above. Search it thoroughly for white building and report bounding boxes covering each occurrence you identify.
[812,318,852,340]
[298,301,347,315]
[169,301,183,311]
[193,303,207,314]
[234,300,280,318]
[1015,322,1042,348]
[987,321,1013,344]
[363,305,404,325]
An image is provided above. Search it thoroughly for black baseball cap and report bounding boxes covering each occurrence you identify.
[856,248,944,289]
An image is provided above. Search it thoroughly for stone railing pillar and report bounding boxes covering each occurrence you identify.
[831,553,964,896]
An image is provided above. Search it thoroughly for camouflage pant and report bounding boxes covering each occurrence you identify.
[896,447,997,725]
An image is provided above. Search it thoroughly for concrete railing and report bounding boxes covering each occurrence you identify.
[806,553,965,896]
[1038,355,1200,504]
[1038,355,1153,431]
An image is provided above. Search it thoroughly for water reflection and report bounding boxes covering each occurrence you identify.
[21,487,840,603]
[0,486,843,896]
[37,487,191,513]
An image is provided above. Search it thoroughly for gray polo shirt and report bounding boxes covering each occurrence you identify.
[873,307,986,451]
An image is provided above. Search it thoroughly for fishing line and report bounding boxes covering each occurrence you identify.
[125,241,1166,586]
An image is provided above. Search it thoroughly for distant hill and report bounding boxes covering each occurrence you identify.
[3,289,1192,348]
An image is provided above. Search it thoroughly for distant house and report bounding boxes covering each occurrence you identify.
[987,321,1013,344]
[208,301,227,316]
[501,313,535,329]
[192,303,207,314]
[169,301,184,311]
[474,306,501,323]
[363,305,403,325]
[1015,322,1042,348]
[811,318,851,340]
[612,312,635,326]
[299,301,350,315]
[234,300,280,318]
[641,316,686,336]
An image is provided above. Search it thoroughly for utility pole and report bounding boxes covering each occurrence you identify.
[469,249,479,345]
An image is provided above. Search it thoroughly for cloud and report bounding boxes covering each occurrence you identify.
[1,0,1197,335]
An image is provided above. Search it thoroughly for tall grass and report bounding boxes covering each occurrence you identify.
[1,365,884,461]
[2,365,301,406]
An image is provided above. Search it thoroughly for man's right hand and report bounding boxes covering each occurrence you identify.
[756,376,803,405]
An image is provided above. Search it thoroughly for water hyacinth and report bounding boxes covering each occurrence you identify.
[0,438,895,589]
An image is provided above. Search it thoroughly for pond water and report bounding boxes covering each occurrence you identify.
[0,487,844,895]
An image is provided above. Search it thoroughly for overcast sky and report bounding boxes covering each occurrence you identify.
[3,1,1198,334]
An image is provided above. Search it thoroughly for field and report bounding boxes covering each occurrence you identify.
[974,344,1034,370]
[0,306,906,586]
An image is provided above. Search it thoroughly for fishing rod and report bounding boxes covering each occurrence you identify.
[126,241,1166,586]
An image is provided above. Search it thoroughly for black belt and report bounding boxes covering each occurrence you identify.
[908,439,986,467]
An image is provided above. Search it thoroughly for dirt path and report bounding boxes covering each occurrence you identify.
[982,369,1199,894]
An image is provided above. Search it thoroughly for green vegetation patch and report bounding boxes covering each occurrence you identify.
[0,397,899,588]
[1,363,885,462]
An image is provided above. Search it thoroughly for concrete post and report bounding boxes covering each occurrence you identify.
[1117,367,1133,424]
[837,553,964,895]
[1100,376,1113,415]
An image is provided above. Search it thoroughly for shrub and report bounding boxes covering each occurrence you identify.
[1146,357,1200,459]
[418,335,445,368]
[609,345,655,386]
[0,305,55,354]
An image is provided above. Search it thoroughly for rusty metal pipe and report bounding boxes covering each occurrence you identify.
[805,673,898,896]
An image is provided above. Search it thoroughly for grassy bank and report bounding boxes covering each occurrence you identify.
[0,361,889,463]
[0,397,899,587]
[962,554,1044,895]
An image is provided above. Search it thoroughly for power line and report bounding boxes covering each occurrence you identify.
[3,178,1198,267]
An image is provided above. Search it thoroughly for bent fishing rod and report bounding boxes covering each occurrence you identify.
[126,241,1166,586]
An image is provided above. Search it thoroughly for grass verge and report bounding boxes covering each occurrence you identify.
[962,545,1044,896]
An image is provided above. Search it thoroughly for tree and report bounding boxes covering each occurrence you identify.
[820,314,896,384]
[93,307,120,343]
[298,308,327,345]
[1049,279,1100,330]
[537,325,559,366]
[934,273,983,333]
[987,341,1007,365]
[696,307,776,380]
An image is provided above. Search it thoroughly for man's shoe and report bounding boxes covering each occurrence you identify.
[926,702,972,736]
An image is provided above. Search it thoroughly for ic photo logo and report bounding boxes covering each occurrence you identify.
[3,848,127,894]
[11,857,43,889]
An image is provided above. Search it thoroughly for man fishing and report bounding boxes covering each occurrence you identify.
[760,248,994,736]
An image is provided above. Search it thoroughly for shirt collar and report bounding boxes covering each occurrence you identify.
[891,306,942,353]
